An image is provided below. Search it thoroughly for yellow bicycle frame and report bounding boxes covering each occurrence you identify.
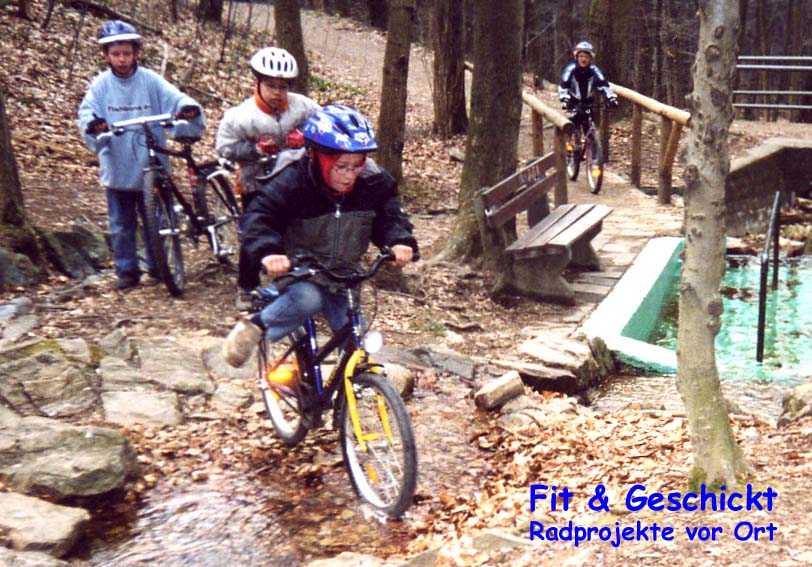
[343,349,394,452]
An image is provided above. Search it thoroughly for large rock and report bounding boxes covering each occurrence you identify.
[0,492,89,558]
[0,547,71,566]
[0,349,96,418]
[778,381,812,426]
[0,416,137,498]
[102,390,183,427]
[0,248,40,288]
[137,340,214,395]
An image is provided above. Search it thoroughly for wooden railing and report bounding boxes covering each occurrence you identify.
[609,83,691,205]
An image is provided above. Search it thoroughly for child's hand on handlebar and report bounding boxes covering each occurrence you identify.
[261,254,292,277]
[390,245,414,267]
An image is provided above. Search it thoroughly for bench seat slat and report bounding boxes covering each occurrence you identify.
[548,204,613,248]
[504,203,577,253]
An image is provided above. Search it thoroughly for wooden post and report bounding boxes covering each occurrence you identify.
[554,128,568,206]
[631,104,642,187]
[658,116,673,204]
[531,110,544,156]
[659,121,683,204]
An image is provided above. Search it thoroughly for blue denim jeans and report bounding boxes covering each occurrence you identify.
[257,281,352,342]
[106,188,157,278]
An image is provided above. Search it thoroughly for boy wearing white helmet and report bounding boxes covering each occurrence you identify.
[77,20,205,290]
[216,47,320,310]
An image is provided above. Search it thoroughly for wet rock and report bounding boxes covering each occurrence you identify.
[304,552,396,567]
[0,416,137,498]
[411,344,476,380]
[0,547,71,566]
[0,492,89,558]
[0,349,96,418]
[137,339,214,395]
[1,315,38,342]
[102,390,183,427]
[210,382,253,413]
[98,329,137,362]
[778,381,812,426]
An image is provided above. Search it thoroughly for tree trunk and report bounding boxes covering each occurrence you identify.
[444,0,523,270]
[376,0,415,182]
[432,0,467,137]
[678,0,751,489]
[368,0,388,29]
[0,91,40,261]
[275,0,310,97]
[197,0,224,23]
[18,0,32,19]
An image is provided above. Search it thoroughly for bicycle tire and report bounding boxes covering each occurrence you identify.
[340,372,417,519]
[586,137,604,194]
[566,136,580,181]
[142,170,185,296]
[202,172,241,265]
[259,333,310,446]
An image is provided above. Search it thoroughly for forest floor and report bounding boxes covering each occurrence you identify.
[2,2,812,566]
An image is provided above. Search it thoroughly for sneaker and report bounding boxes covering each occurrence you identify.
[235,288,254,312]
[223,319,262,367]
[114,274,139,290]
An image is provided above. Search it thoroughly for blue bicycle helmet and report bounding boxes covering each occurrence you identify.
[303,105,378,153]
[98,20,142,46]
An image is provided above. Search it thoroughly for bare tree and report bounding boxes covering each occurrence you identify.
[432,0,467,137]
[376,0,415,182]
[197,0,224,23]
[444,0,523,267]
[0,91,41,266]
[275,0,310,96]
[368,0,388,29]
[678,0,752,488]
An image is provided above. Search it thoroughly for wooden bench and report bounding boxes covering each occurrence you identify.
[478,152,613,304]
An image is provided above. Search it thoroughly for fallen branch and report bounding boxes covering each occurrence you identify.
[63,0,163,35]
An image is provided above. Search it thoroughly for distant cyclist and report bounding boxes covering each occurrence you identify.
[216,47,320,311]
[558,41,618,138]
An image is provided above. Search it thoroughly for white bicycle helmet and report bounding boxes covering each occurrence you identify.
[250,47,298,79]
[573,41,595,58]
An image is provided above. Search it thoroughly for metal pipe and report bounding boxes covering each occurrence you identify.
[756,192,782,362]
[738,56,812,61]
[736,64,812,71]
[733,103,812,110]
[733,90,812,96]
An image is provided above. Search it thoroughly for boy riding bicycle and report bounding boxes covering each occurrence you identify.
[77,20,205,290]
[215,47,320,311]
[558,40,618,141]
[222,105,418,368]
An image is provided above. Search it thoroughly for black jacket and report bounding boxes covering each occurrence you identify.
[242,154,418,279]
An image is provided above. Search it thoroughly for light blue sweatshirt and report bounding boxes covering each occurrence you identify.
[77,66,206,190]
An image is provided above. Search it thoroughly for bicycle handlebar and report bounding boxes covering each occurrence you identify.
[96,113,189,140]
[276,249,397,288]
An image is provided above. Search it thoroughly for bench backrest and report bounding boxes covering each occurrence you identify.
[479,152,559,229]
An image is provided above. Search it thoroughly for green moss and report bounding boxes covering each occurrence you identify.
[89,345,106,368]
[686,466,707,493]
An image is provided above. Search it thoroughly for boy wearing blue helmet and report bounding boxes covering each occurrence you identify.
[77,20,205,290]
[223,105,418,367]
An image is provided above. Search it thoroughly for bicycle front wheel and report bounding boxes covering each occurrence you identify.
[340,372,417,519]
[202,172,241,264]
[566,136,580,181]
[143,170,185,296]
[259,333,310,447]
[586,137,604,194]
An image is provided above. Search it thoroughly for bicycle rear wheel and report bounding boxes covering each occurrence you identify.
[586,137,604,194]
[143,170,185,296]
[566,134,581,181]
[202,171,241,265]
[340,372,417,519]
[259,332,310,446]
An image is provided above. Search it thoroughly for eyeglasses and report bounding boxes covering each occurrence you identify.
[332,163,365,176]
[260,80,289,92]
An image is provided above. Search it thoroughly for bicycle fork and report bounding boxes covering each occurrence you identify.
[343,349,394,453]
